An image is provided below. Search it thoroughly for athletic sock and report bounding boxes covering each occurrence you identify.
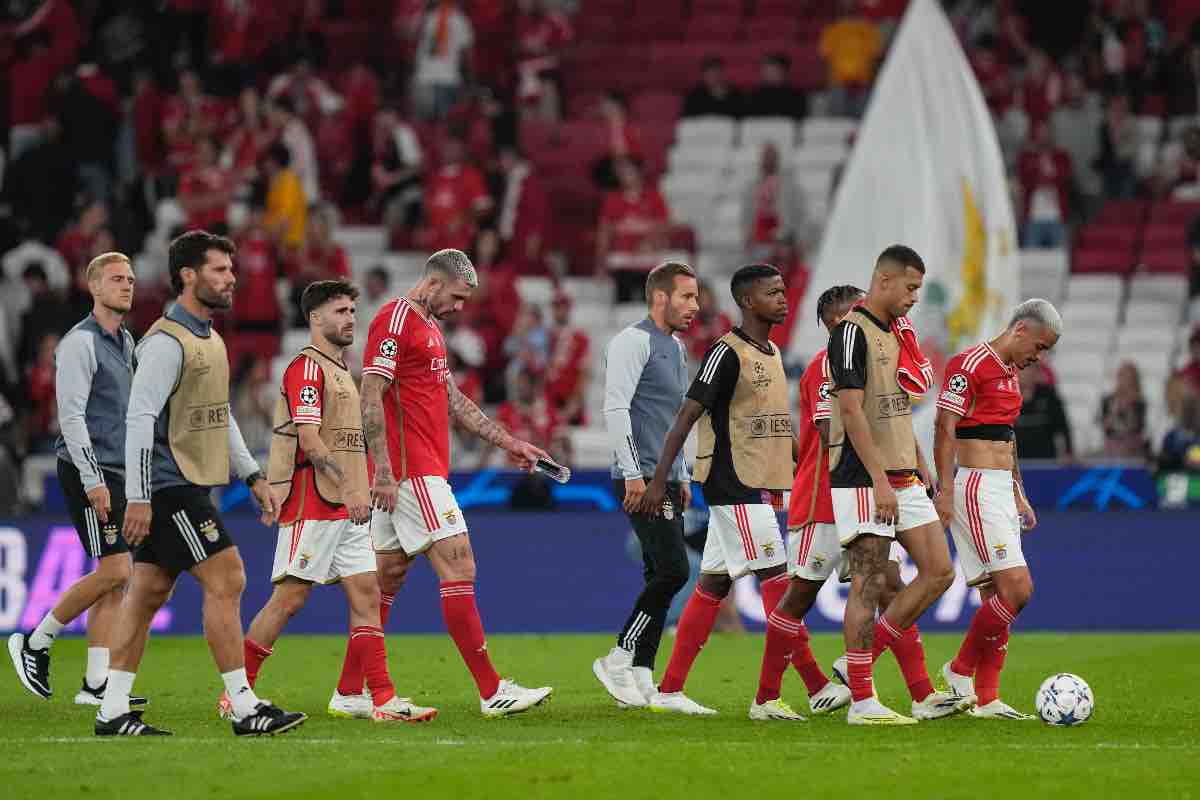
[951,595,1015,678]
[29,613,65,651]
[758,573,789,617]
[789,623,830,696]
[222,668,263,720]
[439,582,501,699]
[335,636,364,697]
[243,638,273,689]
[351,626,395,707]
[975,626,1010,706]
[85,647,109,688]
[98,669,135,720]
[846,649,874,702]
[870,615,904,661]
[890,623,934,702]
[756,609,802,704]
[658,587,722,694]
[379,592,396,628]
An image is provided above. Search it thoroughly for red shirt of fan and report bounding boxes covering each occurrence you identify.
[497,399,562,469]
[788,351,835,526]
[599,187,669,254]
[178,165,232,230]
[278,354,347,523]
[936,342,1022,428]
[362,297,451,480]
[425,164,489,251]
[545,326,590,421]
[233,231,281,324]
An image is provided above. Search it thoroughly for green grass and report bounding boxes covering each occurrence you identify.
[3,633,1198,800]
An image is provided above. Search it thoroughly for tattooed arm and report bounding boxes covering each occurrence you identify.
[361,373,398,512]
[447,374,548,469]
[297,425,346,483]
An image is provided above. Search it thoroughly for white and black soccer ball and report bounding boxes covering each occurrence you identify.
[1035,673,1094,726]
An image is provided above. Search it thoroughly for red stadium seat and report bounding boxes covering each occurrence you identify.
[1140,223,1188,249]
[690,0,747,14]
[744,16,800,41]
[631,91,683,122]
[1074,224,1139,250]
[685,13,744,43]
[648,43,717,92]
[1148,200,1200,225]
[1140,247,1189,273]
[1094,198,1148,225]
[1072,246,1136,274]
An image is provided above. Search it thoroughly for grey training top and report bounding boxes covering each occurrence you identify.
[54,314,136,491]
[124,303,259,501]
[603,317,690,483]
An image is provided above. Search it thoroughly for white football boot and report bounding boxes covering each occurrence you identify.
[912,690,971,720]
[630,666,656,705]
[808,680,852,715]
[749,697,807,721]
[592,646,647,707]
[830,655,849,687]
[480,679,553,717]
[940,661,979,708]
[969,699,1035,720]
[372,695,438,723]
[648,691,717,715]
[846,697,918,726]
[327,690,373,719]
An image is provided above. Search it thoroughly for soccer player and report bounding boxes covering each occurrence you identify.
[593,262,699,708]
[8,253,146,707]
[934,299,1062,719]
[361,248,553,717]
[756,284,961,720]
[96,230,306,737]
[638,264,800,719]
[217,280,437,723]
[826,245,957,725]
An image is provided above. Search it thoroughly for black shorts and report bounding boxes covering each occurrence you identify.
[134,486,235,576]
[58,459,128,559]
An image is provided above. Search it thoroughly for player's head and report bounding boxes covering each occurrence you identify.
[815,284,864,333]
[730,263,787,325]
[869,244,925,319]
[302,279,359,348]
[168,230,236,309]
[1005,298,1062,369]
[645,261,699,333]
[421,248,478,319]
[86,252,135,315]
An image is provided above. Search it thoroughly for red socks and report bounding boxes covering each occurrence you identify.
[658,587,723,694]
[871,615,904,660]
[759,574,788,617]
[348,625,395,707]
[951,595,1016,678]
[846,649,874,701]
[975,627,1010,706]
[756,609,801,704]
[335,635,363,697]
[439,581,501,699]
[890,624,934,702]
[756,574,830,697]
[243,638,272,689]
[379,592,396,628]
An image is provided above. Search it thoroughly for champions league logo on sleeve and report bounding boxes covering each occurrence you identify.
[947,374,969,394]
[379,338,398,358]
[299,386,319,406]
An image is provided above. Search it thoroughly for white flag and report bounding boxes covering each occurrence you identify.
[789,0,1019,373]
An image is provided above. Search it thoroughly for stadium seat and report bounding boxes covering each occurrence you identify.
[1094,198,1148,225]
[739,117,797,151]
[1067,274,1125,302]
[515,276,555,306]
[1129,273,1188,302]
[1141,247,1189,273]
[631,91,683,123]
[1140,223,1188,249]
[793,143,847,171]
[1074,224,1139,250]
[1072,247,1136,274]
[1125,299,1183,326]
[684,13,743,43]
[1137,115,1165,144]
[676,116,738,149]
[1020,249,1069,306]
[1148,200,1200,224]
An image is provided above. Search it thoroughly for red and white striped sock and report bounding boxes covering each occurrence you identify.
[871,615,904,661]
[975,627,1011,706]
[890,623,934,702]
[243,638,272,689]
[846,649,874,702]
[379,592,396,628]
[758,573,789,618]
[439,581,501,699]
[335,635,363,697]
[951,595,1015,678]
[350,625,395,707]
[789,623,831,696]
[658,587,723,694]
[756,609,802,704]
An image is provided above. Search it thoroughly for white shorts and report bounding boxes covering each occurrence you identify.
[701,503,787,579]
[272,517,375,584]
[949,468,1027,586]
[788,522,903,581]
[371,475,468,556]
[831,484,940,546]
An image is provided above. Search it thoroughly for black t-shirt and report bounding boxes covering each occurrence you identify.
[826,309,888,488]
[1015,383,1074,459]
[686,329,772,506]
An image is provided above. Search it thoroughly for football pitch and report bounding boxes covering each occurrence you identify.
[3,632,1197,800]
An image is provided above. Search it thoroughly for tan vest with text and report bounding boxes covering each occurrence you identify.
[694,332,793,490]
[145,316,230,487]
[828,310,917,472]
[268,346,369,522]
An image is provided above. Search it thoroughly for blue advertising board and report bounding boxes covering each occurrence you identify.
[0,510,1195,636]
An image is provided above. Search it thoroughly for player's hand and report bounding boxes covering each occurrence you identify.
[680,481,692,512]
[508,439,550,472]
[623,477,646,514]
[918,465,936,496]
[371,468,398,513]
[123,501,152,547]
[250,478,278,526]
[86,485,112,524]
[1017,494,1038,532]
[871,480,898,526]
[638,479,667,516]
[935,488,955,527]
[344,489,371,525]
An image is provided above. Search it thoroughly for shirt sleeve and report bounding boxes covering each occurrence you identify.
[802,354,833,424]
[284,356,324,426]
[125,333,183,502]
[936,355,976,417]
[55,332,104,491]
[361,307,407,382]
[827,321,867,392]
[226,409,261,480]
[686,339,740,412]
[602,327,652,479]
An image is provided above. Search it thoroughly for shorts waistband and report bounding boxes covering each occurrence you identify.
[955,467,1012,479]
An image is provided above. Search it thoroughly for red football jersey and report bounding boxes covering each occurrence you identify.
[936,342,1022,428]
[278,354,347,523]
[362,297,451,480]
[788,350,835,526]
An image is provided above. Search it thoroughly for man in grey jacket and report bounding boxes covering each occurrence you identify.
[8,252,143,707]
[593,262,700,707]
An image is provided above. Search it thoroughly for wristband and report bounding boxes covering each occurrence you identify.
[244,470,265,488]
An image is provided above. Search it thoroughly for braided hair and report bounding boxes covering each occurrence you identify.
[815,284,865,326]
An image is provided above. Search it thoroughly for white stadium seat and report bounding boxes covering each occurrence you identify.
[676,116,737,149]
[800,117,857,147]
[739,117,797,151]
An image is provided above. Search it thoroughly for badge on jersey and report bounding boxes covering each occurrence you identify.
[299,385,319,406]
[947,374,969,394]
[379,338,398,358]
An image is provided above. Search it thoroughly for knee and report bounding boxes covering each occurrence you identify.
[698,573,732,598]
[439,556,476,583]
[274,586,310,618]
[656,558,691,596]
[999,574,1034,613]
[930,565,955,594]
[209,566,246,602]
[97,558,132,594]
[377,558,412,594]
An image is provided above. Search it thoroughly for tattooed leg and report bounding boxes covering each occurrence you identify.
[843,535,890,651]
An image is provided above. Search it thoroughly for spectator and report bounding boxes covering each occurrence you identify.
[1014,366,1074,461]
[1166,42,1200,117]
[24,332,60,454]
[1175,327,1200,396]
[8,30,57,162]
[743,54,809,119]
[223,86,271,194]
[503,303,550,392]
[970,34,1014,115]
[263,142,308,252]
[290,203,351,325]
[1017,121,1072,248]
[820,0,883,117]
[1097,92,1139,199]
[132,70,168,192]
[596,158,670,303]
[682,56,743,118]
[54,61,120,204]
[742,142,802,259]
[591,91,642,191]
[55,199,109,272]
[230,201,283,362]
[1158,390,1200,473]
[1050,72,1103,212]
[1,243,70,337]
[16,262,70,368]
[3,117,78,240]
[358,266,392,336]
[682,279,734,363]
[1186,222,1200,302]
[1156,126,1200,200]
[494,146,548,269]
[424,135,491,252]
[544,291,591,426]
[493,366,570,469]
[409,0,475,120]
[513,0,572,121]
[364,106,424,244]
[230,355,275,459]
[1099,362,1148,460]
[162,69,221,178]
[768,235,812,352]
[268,96,320,202]
[461,229,521,398]
[178,137,233,234]
[1019,49,1063,125]
[266,56,344,133]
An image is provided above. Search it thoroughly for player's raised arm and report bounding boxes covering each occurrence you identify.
[447,372,549,470]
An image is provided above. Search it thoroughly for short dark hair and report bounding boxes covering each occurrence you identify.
[876,244,926,274]
[815,284,864,325]
[168,230,235,294]
[300,279,359,319]
[764,53,790,70]
[701,56,725,71]
[730,263,782,306]
[272,95,296,116]
[266,142,291,167]
[645,261,697,304]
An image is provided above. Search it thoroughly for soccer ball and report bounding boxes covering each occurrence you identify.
[1035,673,1094,726]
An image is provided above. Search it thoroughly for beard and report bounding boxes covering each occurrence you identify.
[327,329,354,347]
[196,281,232,309]
[101,299,132,314]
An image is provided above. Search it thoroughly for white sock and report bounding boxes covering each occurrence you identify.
[86,647,110,688]
[222,668,261,719]
[98,670,135,721]
[29,613,65,651]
